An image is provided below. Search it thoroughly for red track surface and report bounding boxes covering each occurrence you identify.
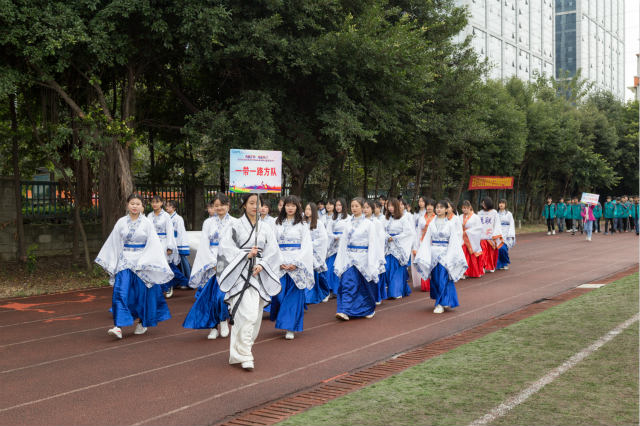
[0,232,637,426]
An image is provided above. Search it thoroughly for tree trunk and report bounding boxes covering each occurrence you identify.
[374,160,380,198]
[99,139,134,237]
[411,152,425,208]
[74,202,92,271]
[9,94,26,263]
[219,159,226,193]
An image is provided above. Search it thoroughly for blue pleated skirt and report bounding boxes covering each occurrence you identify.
[270,275,306,332]
[182,275,229,329]
[162,263,190,292]
[326,254,340,294]
[429,263,459,309]
[496,245,511,269]
[305,271,330,304]
[384,255,412,299]
[178,254,192,281]
[112,269,171,327]
[376,272,387,303]
[337,266,376,318]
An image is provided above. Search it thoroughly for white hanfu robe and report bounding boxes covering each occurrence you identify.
[169,212,190,259]
[410,210,426,288]
[334,215,384,283]
[498,210,516,248]
[384,216,414,266]
[414,218,468,282]
[148,210,178,264]
[189,213,237,288]
[95,215,173,287]
[217,214,283,365]
[462,213,483,255]
[274,220,315,289]
[477,209,504,246]
[326,216,350,258]
[308,221,329,273]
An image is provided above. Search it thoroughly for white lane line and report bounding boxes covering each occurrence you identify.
[468,313,639,426]
[577,283,606,288]
[0,259,632,418]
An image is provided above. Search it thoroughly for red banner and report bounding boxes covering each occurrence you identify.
[468,176,514,190]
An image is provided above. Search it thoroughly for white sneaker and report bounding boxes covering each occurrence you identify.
[547,231,551,235]
[502,266,509,270]
[179,285,189,290]
[365,312,375,319]
[488,269,495,273]
[322,295,330,303]
[461,275,467,280]
[241,360,254,370]
[375,301,382,305]
[433,305,444,314]
[219,320,230,338]
[552,230,555,235]
[134,322,147,335]
[207,328,219,340]
[394,296,402,300]
[285,331,295,340]
[164,287,173,298]
[108,327,122,339]
[336,312,349,321]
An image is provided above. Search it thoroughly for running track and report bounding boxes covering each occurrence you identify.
[0,232,637,426]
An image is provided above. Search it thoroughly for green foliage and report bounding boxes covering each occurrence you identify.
[26,243,38,274]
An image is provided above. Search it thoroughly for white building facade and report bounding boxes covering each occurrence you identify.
[556,0,625,100]
[455,0,555,82]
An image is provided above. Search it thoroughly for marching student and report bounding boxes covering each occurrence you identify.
[556,197,567,233]
[378,195,387,215]
[325,199,336,225]
[259,199,277,233]
[183,193,237,340]
[326,198,350,297]
[381,198,413,299]
[316,200,327,225]
[496,199,516,270]
[604,195,615,235]
[415,198,436,290]
[303,202,330,304]
[623,195,632,232]
[633,196,640,236]
[593,200,603,233]
[571,198,583,235]
[95,194,173,339]
[334,198,384,320]
[460,200,484,278]
[270,196,314,340]
[364,199,387,304]
[414,200,467,314]
[410,196,428,290]
[147,195,184,298]
[477,197,503,273]
[206,200,216,218]
[614,196,625,233]
[217,193,283,370]
[542,197,556,235]
[165,200,191,288]
[445,200,462,239]
[581,202,596,242]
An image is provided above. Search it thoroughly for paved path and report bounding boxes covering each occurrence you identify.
[0,232,637,426]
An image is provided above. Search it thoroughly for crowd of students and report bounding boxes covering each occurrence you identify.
[95,193,517,370]
[542,195,640,240]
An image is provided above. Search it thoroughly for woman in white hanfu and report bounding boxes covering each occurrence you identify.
[496,198,516,270]
[477,197,504,273]
[381,198,414,299]
[95,194,173,339]
[217,193,283,370]
[166,200,192,286]
[363,199,387,305]
[460,200,484,278]
[270,195,314,340]
[325,198,350,297]
[303,202,331,305]
[147,195,182,298]
[334,198,384,321]
[183,194,237,340]
[414,200,468,314]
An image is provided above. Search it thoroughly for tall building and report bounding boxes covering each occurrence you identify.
[455,0,555,82]
[629,53,639,101]
[556,0,625,99]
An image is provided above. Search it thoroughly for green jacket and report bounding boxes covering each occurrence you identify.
[630,203,639,219]
[625,201,633,217]
[572,204,583,220]
[614,202,626,218]
[592,203,602,219]
[604,201,615,218]
[556,202,567,219]
[542,204,556,219]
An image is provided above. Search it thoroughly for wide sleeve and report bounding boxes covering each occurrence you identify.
[94,219,124,285]
[255,222,284,293]
[286,225,316,290]
[134,218,175,287]
[164,215,179,264]
[413,222,436,280]
[491,211,504,248]
[189,219,216,288]
[365,221,384,283]
[313,222,329,272]
[464,215,483,255]
[216,224,246,291]
[388,218,414,266]
[375,220,387,274]
[441,221,468,282]
[506,212,516,248]
[332,223,351,278]
[176,216,190,255]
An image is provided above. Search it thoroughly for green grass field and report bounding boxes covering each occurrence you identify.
[278,273,639,426]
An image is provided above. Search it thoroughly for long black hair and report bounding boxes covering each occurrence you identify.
[481,196,494,211]
[333,198,348,220]
[276,195,304,225]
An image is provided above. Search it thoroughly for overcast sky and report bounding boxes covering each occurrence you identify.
[625,0,639,100]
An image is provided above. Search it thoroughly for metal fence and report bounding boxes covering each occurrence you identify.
[20,181,100,222]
